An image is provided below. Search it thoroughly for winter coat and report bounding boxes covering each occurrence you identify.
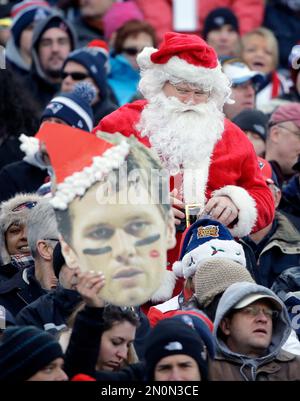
[108,54,140,106]
[0,266,46,317]
[16,286,82,335]
[241,212,300,288]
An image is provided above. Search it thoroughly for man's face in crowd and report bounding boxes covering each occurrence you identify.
[5,223,29,256]
[220,300,276,358]
[224,80,255,120]
[269,122,300,175]
[80,0,114,18]
[206,25,239,58]
[154,354,201,381]
[61,60,99,103]
[61,181,175,306]
[38,28,71,80]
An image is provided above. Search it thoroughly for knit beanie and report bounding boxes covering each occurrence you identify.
[63,46,109,99]
[203,7,239,40]
[233,109,268,141]
[194,258,255,308]
[144,318,210,380]
[0,193,41,265]
[172,217,246,279]
[41,82,96,132]
[52,242,65,278]
[102,1,144,41]
[0,326,63,381]
[10,0,51,46]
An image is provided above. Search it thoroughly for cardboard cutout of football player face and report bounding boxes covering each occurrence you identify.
[61,179,175,306]
[36,124,175,307]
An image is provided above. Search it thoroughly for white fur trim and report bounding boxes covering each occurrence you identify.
[172,261,184,277]
[150,269,177,303]
[50,140,130,210]
[19,134,40,159]
[137,47,158,69]
[176,239,246,279]
[213,185,257,237]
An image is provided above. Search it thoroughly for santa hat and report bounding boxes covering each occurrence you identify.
[137,32,231,105]
[172,217,246,278]
[31,123,130,210]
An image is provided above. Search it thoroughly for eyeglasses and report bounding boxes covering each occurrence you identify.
[12,201,37,212]
[61,71,90,80]
[44,238,59,242]
[122,47,143,56]
[241,305,279,319]
[277,124,300,139]
[171,83,211,98]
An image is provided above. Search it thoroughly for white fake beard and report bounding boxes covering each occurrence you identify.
[137,92,224,173]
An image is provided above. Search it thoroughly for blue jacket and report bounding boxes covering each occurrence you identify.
[108,54,140,106]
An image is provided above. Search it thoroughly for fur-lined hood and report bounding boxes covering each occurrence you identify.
[0,193,41,265]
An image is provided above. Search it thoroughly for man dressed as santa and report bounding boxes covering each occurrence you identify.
[93,32,274,264]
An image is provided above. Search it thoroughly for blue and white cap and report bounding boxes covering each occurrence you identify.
[41,82,96,132]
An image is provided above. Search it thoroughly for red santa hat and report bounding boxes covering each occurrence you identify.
[29,123,129,210]
[137,31,231,103]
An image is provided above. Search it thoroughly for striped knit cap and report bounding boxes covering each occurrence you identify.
[0,326,63,381]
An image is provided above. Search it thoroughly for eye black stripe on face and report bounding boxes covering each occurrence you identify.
[83,246,112,255]
[135,234,160,247]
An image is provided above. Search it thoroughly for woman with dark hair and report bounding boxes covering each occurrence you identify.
[108,19,157,106]
[0,69,39,169]
[63,271,141,379]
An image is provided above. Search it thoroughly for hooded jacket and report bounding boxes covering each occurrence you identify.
[209,281,300,381]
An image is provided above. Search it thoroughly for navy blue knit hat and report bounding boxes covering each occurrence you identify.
[0,326,63,381]
[144,318,210,380]
[41,82,96,131]
[63,47,109,99]
[203,7,239,39]
[11,1,51,47]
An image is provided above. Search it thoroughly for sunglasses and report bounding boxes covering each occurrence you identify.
[122,47,143,56]
[61,71,90,80]
[12,201,37,212]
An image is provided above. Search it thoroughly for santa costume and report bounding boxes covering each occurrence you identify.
[93,32,274,299]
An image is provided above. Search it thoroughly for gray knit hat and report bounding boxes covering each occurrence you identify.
[194,258,254,308]
[0,193,42,264]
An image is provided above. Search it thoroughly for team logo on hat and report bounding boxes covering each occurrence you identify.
[164,341,183,351]
[197,225,219,239]
[47,102,63,114]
